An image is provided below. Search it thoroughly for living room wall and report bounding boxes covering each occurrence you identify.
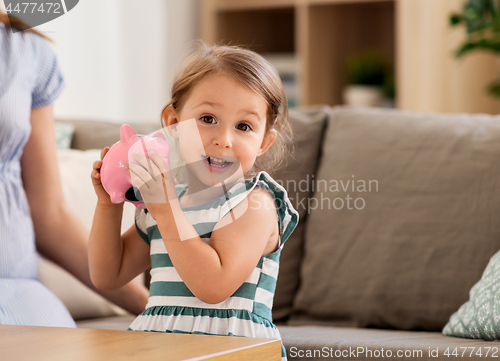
[30,0,200,124]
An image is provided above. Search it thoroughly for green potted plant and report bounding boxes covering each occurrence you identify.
[450,0,500,97]
[343,50,390,107]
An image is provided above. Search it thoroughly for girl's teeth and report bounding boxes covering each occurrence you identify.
[207,156,230,167]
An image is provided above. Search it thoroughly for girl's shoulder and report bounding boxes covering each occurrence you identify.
[245,171,289,194]
[244,171,296,207]
[239,171,300,248]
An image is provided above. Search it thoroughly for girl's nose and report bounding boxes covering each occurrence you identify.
[212,129,232,149]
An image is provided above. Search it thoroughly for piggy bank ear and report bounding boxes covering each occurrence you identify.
[151,131,166,141]
[120,124,137,143]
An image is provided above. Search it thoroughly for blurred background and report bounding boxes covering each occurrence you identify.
[5,0,500,123]
[32,0,199,123]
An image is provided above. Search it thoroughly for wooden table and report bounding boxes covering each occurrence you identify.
[0,325,281,361]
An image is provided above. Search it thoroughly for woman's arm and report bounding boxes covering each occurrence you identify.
[21,104,149,315]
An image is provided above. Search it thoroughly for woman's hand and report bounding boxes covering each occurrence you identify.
[91,146,118,207]
[128,151,177,220]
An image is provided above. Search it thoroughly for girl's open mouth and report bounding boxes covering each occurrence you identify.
[202,155,233,173]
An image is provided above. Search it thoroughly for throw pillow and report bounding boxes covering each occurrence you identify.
[443,250,500,340]
[56,149,136,233]
[54,122,75,150]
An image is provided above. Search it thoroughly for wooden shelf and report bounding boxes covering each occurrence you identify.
[202,0,500,113]
[216,7,295,54]
[213,0,296,11]
[212,0,393,11]
[202,0,395,107]
[306,1,394,105]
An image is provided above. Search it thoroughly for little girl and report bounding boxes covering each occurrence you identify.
[89,43,299,360]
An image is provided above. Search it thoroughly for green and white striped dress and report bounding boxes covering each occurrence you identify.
[129,171,298,360]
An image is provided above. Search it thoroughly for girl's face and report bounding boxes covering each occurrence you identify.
[165,73,276,189]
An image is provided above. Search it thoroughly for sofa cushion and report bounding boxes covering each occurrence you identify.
[443,248,500,340]
[279,326,499,361]
[292,107,500,331]
[269,106,328,322]
[77,315,137,330]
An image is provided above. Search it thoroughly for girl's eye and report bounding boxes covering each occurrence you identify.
[200,115,216,124]
[237,123,252,132]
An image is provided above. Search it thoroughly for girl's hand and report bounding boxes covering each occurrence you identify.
[91,146,119,207]
[128,151,177,220]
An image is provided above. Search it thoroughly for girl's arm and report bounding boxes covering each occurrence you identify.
[88,205,151,291]
[129,152,278,304]
[22,105,149,314]
[88,148,151,291]
[157,187,279,304]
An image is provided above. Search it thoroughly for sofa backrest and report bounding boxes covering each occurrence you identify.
[289,107,500,331]
[269,107,330,321]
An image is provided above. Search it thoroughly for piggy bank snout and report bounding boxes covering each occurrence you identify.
[110,191,125,204]
[109,186,143,204]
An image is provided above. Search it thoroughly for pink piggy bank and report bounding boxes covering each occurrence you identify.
[100,124,170,209]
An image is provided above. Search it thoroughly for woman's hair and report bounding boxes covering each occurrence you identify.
[163,41,293,177]
[0,12,51,41]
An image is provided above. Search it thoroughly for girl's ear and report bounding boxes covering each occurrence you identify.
[163,106,180,139]
[257,129,278,156]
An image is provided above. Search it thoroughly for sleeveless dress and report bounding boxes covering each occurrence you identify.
[0,23,76,327]
[129,171,299,360]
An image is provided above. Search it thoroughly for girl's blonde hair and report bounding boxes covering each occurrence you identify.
[162,41,293,177]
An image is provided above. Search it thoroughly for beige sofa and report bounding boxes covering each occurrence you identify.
[43,106,500,360]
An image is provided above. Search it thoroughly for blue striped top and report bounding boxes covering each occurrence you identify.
[0,23,75,327]
[129,171,298,358]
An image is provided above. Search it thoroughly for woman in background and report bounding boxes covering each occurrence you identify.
[0,13,149,326]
